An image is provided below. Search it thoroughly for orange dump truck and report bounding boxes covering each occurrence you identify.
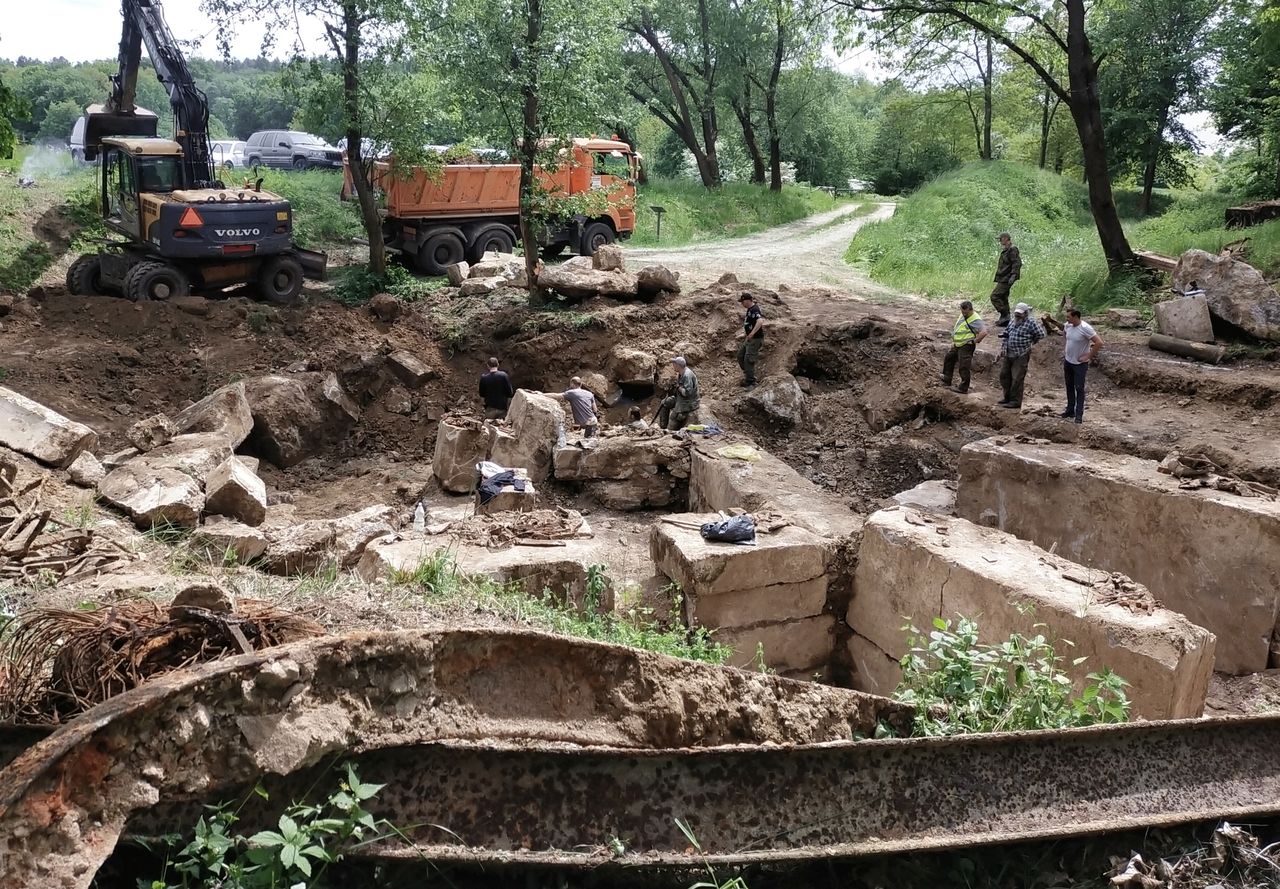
[353,138,637,275]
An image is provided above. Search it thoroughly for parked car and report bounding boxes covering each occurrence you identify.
[69,116,88,163]
[244,130,343,170]
[210,139,247,169]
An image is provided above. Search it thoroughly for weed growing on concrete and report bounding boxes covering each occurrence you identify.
[140,762,388,889]
[891,615,1131,736]
[676,818,751,889]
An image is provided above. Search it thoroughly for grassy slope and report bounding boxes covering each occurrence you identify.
[846,161,1280,312]
[628,179,851,247]
[0,147,97,294]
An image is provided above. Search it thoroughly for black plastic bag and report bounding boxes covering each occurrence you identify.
[700,514,756,544]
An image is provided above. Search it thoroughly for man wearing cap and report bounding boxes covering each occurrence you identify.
[991,232,1022,327]
[1062,308,1104,424]
[941,300,988,394]
[737,293,765,388]
[657,356,700,430]
[997,302,1044,409]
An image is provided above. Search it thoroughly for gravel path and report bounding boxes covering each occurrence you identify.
[626,202,898,294]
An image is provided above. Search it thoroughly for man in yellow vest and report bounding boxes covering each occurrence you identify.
[941,300,988,394]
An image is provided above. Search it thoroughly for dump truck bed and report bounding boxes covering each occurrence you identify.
[377,163,571,219]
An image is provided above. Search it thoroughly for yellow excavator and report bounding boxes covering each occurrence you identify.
[67,0,325,303]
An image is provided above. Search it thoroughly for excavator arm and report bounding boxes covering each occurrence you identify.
[84,0,215,188]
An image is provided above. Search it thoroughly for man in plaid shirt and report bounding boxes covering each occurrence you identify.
[998,302,1044,409]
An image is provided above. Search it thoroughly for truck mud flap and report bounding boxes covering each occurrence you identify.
[295,246,328,281]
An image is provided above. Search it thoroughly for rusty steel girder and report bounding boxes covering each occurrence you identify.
[0,628,909,888]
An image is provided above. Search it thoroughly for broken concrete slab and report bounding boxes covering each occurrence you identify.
[260,520,337,576]
[1105,308,1145,329]
[554,436,690,481]
[460,277,501,297]
[1154,296,1214,343]
[637,265,680,295]
[686,577,828,628]
[536,264,639,301]
[850,508,1217,720]
[98,464,204,529]
[243,373,360,469]
[330,505,398,568]
[433,418,486,493]
[1173,248,1280,341]
[189,518,269,564]
[172,381,254,449]
[584,474,681,510]
[388,350,434,388]
[0,385,97,468]
[132,433,234,484]
[891,480,957,514]
[651,518,828,595]
[67,451,105,488]
[126,413,177,452]
[718,616,835,673]
[446,260,470,286]
[102,447,140,469]
[489,389,565,482]
[593,243,625,272]
[203,456,268,526]
[956,438,1280,675]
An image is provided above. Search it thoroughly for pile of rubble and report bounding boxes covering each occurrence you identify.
[445,247,681,302]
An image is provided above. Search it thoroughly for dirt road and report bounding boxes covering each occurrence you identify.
[626,202,898,293]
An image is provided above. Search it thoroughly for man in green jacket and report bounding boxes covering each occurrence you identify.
[990,232,1022,327]
[657,356,700,430]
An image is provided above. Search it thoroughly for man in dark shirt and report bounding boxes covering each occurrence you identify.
[478,357,515,419]
[737,293,765,388]
[990,232,1022,328]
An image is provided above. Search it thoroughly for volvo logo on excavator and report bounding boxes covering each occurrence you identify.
[213,228,261,237]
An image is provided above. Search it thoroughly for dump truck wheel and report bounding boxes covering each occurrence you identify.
[124,261,190,302]
[415,232,465,276]
[66,254,104,296]
[257,254,305,305]
[581,222,615,256]
[467,225,515,263]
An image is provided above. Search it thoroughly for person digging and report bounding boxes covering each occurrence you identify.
[941,299,988,394]
[562,376,599,438]
[990,232,1022,327]
[737,293,765,388]
[997,302,1044,409]
[656,356,700,431]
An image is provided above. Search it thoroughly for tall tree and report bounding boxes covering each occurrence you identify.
[838,0,1136,268]
[1209,0,1280,197]
[1097,0,1216,214]
[202,0,431,277]
[624,0,727,187]
[437,0,624,301]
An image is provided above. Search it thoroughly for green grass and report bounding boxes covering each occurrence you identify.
[846,161,1280,313]
[0,145,97,293]
[629,179,851,247]
[257,169,362,248]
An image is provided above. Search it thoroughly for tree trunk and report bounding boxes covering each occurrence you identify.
[766,7,785,191]
[1065,0,1135,268]
[1038,85,1057,169]
[1138,102,1170,216]
[696,0,721,187]
[732,97,767,184]
[981,34,993,160]
[519,0,544,305]
[340,3,385,277]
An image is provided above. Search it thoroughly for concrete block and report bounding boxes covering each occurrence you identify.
[489,389,564,482]
[651,517,828,595]
[388,350,434,388]
[433,418,486,493]
[172,381,253,448]
[203,456,268,526]
[98,464,204,529]
[718,616,835,673]
[446,261,470,286]
[67,451,105,488]
[688,577,828,628]
[0,385,97,468]
[852,508,1217,720]
[554,436,690,481]
[956,438,1280,675]
[585,474,680,510]
[1154,296,1214,343]
[190,518,269,563]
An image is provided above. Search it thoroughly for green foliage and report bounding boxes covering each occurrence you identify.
[630,178,844,246]
[141,763,387,889]
[390,551,732,665]
[332,263,443,306]
[255,169,361,248]
[892,615,1131,737]
[676,818,751,889]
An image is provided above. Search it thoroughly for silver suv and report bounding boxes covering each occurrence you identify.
[244,130,343,171]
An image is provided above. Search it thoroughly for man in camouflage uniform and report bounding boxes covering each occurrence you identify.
[990,232,1022,327]
[657,356,700,430]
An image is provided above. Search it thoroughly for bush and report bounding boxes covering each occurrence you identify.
[256,169,361,248]
[890,615,1130,737]
[331,263,444,305]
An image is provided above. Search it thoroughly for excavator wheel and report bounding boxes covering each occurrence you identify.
[257,254,305,305]
[124,260,190,302]
[66,254,105,296]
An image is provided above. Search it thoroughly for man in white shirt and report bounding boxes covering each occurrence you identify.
[1062,309,1104,424]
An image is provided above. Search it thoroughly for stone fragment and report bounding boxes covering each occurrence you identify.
[460,277,501,297]
[592,243,625,272]
[102,448,140,469]
[369,293,402,322]
[127,413,178,452]
[1172,248,1280,341]
[1154,296,1214,343]
[607,346,658,387]
[433,418,486,493]
[0,385,97,468]
[891,480,957,515]
[851,508,1217,720]
[637,265,681,295]
[554,436,691,482]
[537,264,639,301]
[67,451,105,487]
[956,438,1280,674]
[388,350,434,388]
[98,464,204,529]
[651,518,828,596]
[134,433,234,484]
[330,505,397,567]
[488,389,565,482]
[243,373,360,469]
[172,381,254,449]
[189,518,269,564]
[203,457,268,526]
[446,260,470,286]
[580,372,611,403]
[261,520,337,576]
[172,296,210,316]
[718,616,835,673]
[170,582,233,613]
[585,474,678,510]
[1105,307,1145,329]
[476,477,539,515]
[743,374,807,427]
